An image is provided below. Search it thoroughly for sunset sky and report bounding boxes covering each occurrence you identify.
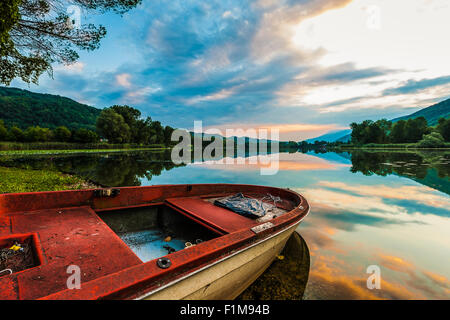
[11,0,450,140]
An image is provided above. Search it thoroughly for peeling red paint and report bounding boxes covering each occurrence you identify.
[0,184,309,300]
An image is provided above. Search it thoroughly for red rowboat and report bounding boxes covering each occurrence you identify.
[0,184,309,300]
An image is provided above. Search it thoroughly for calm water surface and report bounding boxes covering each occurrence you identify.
[3,149,449,299]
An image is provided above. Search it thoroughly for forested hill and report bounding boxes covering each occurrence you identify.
[391,98,450,126]
[313,97,450,143]
[0,86,101,130]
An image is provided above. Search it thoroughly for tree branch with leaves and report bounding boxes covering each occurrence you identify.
[0,0,141,85]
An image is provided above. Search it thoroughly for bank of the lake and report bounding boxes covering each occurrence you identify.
[334,142,450,150]
[0,147,169,156]
[0,141,169,151]
[0,147,169,192]
[0,166,97,193]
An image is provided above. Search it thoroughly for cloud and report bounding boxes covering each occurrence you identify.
[304,253,418,299]
[186,88,236,105]
[54,62,85,74]
[383,75,450,95]
[377,254,414,273]
[10,0,450,132]
[116,73,132,88]
[196,152,351,172]
[317,181,450,211]
[422,271,450,291]
[201,122,347,140]
[299,187,450,299]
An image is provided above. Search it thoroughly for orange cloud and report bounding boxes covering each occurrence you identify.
[317,181,450,210]
[201,122,347,141]
[422,271,450,290]
[377,254,414,273]
[195,152,349,172]
[306,253,418,300]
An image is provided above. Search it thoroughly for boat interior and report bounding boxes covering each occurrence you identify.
[97,205,220,263]
[0,184,308,300]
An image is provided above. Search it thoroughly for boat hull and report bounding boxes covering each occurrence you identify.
[141,222,300,300]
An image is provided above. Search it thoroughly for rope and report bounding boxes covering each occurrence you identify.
[259,193,282,214]
[0,269,12,277]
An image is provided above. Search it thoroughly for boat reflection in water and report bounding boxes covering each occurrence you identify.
[239,231,310,300]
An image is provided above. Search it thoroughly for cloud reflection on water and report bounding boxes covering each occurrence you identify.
[295,178,450,299]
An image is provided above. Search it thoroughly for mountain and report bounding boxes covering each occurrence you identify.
[391,98,450,126]
[305,129,351,143]
[307,98,450,143]
[0,86,101,130]
[336,134,351,143]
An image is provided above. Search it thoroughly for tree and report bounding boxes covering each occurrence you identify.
[163,126,175,145]
[417,132,445,148]
[8,125,24,141]
[350,120,390,144]
[374,119,392,143]
[0,120,8,141]
[437,118,450,142]
[404,117,428,142]
[135,117,153,144]
[350,121,369,144]
[366,121,385,144]
[149,121,164,144]
[73,128,98,143]
[0,0,141,85]
[54,126,71,142]
[96,108,131,143]
[24,126,52,142]
[109,105,152,143]
[389,120,407,143]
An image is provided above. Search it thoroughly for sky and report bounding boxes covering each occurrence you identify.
[10,0,450,140]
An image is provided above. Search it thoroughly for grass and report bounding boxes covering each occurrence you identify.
[0,147,169,156]
[0,142,168,151]
[0,166,96,193]
[336,142,450,150]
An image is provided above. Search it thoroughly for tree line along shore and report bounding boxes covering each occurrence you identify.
[0,105,176,150]
[306,116,450,150]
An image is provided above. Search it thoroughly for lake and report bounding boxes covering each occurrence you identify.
[2,149,449,299]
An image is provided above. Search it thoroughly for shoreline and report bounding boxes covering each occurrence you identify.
[0,166,98,194]
[332,144,450,151]
[0,147,171,156]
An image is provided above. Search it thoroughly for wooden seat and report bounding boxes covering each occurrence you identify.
[165,197,259,234]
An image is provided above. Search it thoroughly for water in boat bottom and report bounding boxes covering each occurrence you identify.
[118,230,187,262]
[2,149,449,299]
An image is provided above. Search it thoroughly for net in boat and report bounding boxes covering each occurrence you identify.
[214,193,280,219]
[0,239,35,275]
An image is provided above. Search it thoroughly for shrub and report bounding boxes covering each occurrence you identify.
[417,132,445,148]
[437,118,450,142]
[0,120,8,141]
[53,126,72,142]
[24,126,53,142]
[8,126,24,141]
[73,128,99,143]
